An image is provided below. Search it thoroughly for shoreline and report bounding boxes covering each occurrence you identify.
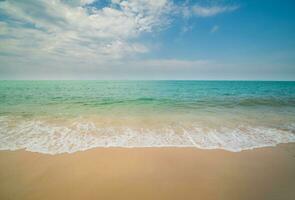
[1,141,295,155]
[1,144,295,200]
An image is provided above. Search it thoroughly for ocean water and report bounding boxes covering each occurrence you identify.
[0,81,294,154]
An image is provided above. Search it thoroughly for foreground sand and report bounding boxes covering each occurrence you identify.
[0,144,295,200]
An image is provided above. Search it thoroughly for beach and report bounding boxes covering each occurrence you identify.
[1,0,295,199]
[0,81,295,199]
[1,81,295,154]
[1,144,295,200]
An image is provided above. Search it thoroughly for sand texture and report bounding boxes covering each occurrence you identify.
[0,144,295,200]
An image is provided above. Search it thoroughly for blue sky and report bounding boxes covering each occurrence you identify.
[0,0,294,80]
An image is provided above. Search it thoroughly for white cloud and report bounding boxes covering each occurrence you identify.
[136,59,209,68]
[0,56,213,79]
[0,1,239,60]
[60,0,96,6]
[210,25,219,33]
[0,0,172,60]
[192,5,239,17]
[0,0,244,79]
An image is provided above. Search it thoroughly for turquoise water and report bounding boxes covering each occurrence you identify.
[0,81,295,154]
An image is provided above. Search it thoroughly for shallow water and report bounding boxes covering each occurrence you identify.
[0,81,294,154]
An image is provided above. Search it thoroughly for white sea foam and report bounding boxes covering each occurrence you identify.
[0,117,295,154]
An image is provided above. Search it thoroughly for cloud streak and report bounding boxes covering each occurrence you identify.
[0,1,239,61]
[0,0,251,80]
[0,0,172,60]
[192,5,239,17]
[210,25,219,33]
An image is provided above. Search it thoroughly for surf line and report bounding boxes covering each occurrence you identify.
[183,129,198,147]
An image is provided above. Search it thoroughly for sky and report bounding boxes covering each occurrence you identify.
[0,0,294,80]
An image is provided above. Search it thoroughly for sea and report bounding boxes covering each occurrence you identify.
[0,80,294,154]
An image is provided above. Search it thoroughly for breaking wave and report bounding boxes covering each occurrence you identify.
[0,116,294,155]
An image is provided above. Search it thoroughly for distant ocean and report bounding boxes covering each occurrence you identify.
[0,81,294,154]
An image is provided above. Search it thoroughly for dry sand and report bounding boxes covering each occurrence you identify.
[0,144,295,200]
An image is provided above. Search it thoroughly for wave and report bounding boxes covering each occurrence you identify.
[237,98,295,107]
[0,117,294,155]
[77,97,295,108]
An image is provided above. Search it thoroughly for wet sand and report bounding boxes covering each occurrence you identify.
[0,144,295,200]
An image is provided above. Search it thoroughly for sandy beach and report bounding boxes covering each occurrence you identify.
[0,144,295,200]
[1,0,295,199]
